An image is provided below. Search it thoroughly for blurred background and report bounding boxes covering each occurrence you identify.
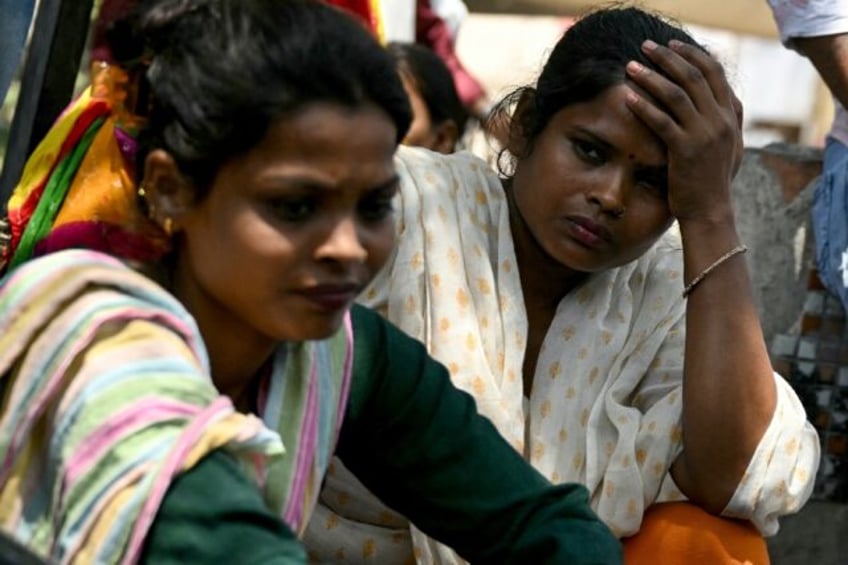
[0,0,829,166]
[456,0,829,149]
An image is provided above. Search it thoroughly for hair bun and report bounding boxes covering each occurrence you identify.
[105,0,214,68]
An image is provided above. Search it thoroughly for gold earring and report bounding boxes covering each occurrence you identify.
[137,185,146,198]
[162,217,174,236]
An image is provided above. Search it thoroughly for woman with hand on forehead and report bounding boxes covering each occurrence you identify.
[306,7,819,564]
[0,1,621,563]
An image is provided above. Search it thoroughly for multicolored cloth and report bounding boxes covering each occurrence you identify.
[0,246,356,562]
[0,249,283,564]
[1,63,169,274]
[260,314,355,536]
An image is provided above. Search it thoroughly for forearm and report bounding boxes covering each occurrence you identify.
[672,217,777,512]
[794,34,848,110]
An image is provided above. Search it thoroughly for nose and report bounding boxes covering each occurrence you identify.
[315,215,368,264]
[587,172,627,218]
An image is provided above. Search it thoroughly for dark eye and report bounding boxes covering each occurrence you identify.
[358,192,395,223]
[572,139,606,165]
[269,198,316,222]
[635,171,668,198]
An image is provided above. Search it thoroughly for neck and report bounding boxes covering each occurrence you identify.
[170,259,276,407]
[505,181,587,312]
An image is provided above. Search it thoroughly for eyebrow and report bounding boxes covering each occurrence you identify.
[571,126,613,151]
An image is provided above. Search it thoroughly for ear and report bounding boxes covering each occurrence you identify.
[507,88,536,157]
[141,149,197,232]
[431,120,459,155]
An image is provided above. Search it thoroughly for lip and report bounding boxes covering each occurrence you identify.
[565,215,613,247]
[298,283,362,311]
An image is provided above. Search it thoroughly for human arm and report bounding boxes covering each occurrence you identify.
[764,0,848,109]
[336,305,621,563]
[142,450,306,564]
[622,41,783,513]
[792,34,848,110]
[630,307,818,534]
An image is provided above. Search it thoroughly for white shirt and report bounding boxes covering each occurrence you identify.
[767,0,848,145]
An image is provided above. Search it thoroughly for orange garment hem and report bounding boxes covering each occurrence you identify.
[623,502,769,565]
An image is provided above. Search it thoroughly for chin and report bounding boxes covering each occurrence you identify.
[280,313,347,342]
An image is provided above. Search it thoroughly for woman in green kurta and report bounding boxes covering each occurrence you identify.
[0,0,619,563]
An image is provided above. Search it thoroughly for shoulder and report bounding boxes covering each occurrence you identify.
[2,249,189,320]
[0,250,204,370]
[395,146,500,190]
[766,0,848,45]
[349,304,429,377]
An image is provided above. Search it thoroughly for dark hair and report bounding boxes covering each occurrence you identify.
[109,0,412,194]
[388,42,469,138]
[497,5,705,171]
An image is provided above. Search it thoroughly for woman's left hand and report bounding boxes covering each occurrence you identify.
[624,39,744,225]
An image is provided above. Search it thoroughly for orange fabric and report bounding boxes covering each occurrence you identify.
[623,503,769,565]
[2,62,170,270]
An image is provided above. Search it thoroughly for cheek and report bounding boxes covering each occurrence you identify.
[623,207,673,254]
[363,220,396,273]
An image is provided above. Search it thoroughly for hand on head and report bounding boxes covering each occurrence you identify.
[623,40,743,226]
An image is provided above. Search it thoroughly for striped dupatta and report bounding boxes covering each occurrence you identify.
[0,249,355,563]
[262,316,355,536]
[0,250,284,563]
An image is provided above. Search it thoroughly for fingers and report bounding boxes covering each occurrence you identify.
[731,91,744,129]
[667,40,736,111]
[623,84,683,146]
[636,40,716,118]
[625,39,743,144]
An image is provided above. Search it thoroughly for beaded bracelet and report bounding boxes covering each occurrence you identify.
[682,244,748,298]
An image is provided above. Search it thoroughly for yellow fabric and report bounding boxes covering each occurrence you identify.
[7,89,95,213]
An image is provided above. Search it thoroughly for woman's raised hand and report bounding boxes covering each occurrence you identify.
[624,40,744,226]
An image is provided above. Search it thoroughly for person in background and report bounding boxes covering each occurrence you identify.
[306,6,818,564]
[766,1,848,313]
[389,42,468,154]
[326,0,502,142]
[0,1,620,563]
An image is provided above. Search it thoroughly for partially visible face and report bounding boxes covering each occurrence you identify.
[175,103,398,342]
[400,73,438,150]
[511,83,673,274]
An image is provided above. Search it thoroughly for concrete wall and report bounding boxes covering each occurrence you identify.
[734,143,821,345]
[733,144,848,564]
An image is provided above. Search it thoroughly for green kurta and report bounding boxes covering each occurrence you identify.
[143,305,621,563]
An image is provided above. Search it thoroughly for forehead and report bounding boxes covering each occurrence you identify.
[551,84,666,165]
[220,102,399,184]
[260,102,397,155]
